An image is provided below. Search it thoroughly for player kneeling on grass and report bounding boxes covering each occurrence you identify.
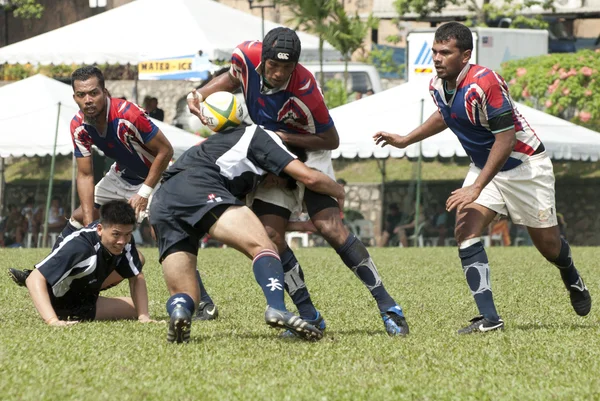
[20,200,155,326]
[150,123,345,343]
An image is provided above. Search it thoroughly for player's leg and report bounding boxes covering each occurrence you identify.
[305,189,409,336]
[206,205,322,341]
[527,226,591,316]
[504,155,590,316]
[95,296,138,320]
[454,203,502,334]
[253,199,321,325]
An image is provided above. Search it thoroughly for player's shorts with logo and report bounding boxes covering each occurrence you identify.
[464,152,557,228]
[249,149,338,217]
[94,163,159,220]
[149,171,243,261]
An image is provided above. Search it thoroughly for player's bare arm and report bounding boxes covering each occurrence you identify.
[187,72,241,123]
[128,273,155,323]
[446,128,516,213]
[128,130,173,217]
[76,156,96,226]
[276,125,339,151]
[283,160,345,209]
[25,269,78,327]
[374,111,447,148]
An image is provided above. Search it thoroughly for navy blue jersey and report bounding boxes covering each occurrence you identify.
[35,225,142,300]
[430,64,543,171]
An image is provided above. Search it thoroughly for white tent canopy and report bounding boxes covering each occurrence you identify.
[330,81,600,162]
[0,74,201,158]
[0,0,341,65]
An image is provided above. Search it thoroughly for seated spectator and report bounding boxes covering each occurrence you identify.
[489,216,511,246]
[378,203,404,247]
[146,97,165,121]
[424,203,449,246]
[0,204,26,247]
[396,204,426,248]
[557,212,567,240]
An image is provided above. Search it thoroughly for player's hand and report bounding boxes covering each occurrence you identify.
[446,185,481,213]
[373,131,406,148]
[48,318,78,327]
[187,89,209,125]
[129,194,149,219]
[138,315,163,324]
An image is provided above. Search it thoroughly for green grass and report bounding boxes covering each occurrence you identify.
[2,247,600,400]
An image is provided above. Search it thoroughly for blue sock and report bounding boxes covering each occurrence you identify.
[281,247,317,320]
[253,250,287,311]
[336,233,398,314]
[551,238,580,288]
[195,269,213,304]
[53,220,81,250]
[166,293,195,316]
[459,241,500,322]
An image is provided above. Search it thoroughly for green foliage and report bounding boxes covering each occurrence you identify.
[3,247,600,400]
[1,63,138,81]
[394,0,553,27]
[323,79,349,109]
[2,0,44,19]
[365,46,405,78]
[501,50,600,131]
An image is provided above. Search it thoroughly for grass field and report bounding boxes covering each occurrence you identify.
[1,247,600,400]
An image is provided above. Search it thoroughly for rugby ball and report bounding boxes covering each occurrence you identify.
[201,91,245,132]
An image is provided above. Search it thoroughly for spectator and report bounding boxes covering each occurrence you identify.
[0,204,26,247]
[424,203,449,246]
[557,212,568,240]
[146,97,164,121]
[396,204,426,248]
[378,203,404,247]
[488,216,511,246]
[365,88,374,96]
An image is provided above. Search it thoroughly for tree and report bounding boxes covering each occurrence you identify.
[275,0,333,88]
[325,2,378,92]
[393,0,553,28]
[1,0,44,19]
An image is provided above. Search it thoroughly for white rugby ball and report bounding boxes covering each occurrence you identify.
[201,91,245,132]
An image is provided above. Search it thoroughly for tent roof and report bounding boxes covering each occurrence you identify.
[0,0,340,65]
[330,81,600,162]
[0,74,201,158]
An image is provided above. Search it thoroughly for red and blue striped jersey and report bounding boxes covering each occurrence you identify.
[429,64,542,171]
[70,98,159,184]
[229,40,334,135]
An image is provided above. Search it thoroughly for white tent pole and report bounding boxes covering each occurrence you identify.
[414,98,424,247]
[71,152,77,215]
[43,102,61,247]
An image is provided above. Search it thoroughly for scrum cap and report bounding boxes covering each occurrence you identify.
[261,27,301,63]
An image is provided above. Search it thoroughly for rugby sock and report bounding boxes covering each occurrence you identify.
[253,250,286,311]
[53,218,83,250]
[551,238,581,289]
[281,247,317,320]
[166,293,195,316]
[459,240,500,322]
[195,269,214,304]
[336,233,398,313]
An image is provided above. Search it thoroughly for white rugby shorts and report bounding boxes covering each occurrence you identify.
[463,153,557,228]
[94,163,158,221]
[249,149,336,214]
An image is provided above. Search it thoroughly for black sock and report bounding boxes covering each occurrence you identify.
[281,247,317,320]
[53,220,81,250]
[195,269,213,304]
[336,233,397,313]
[551,238,581,289]
[459,242,500,322]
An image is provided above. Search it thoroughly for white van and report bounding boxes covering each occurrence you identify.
[302,62,383,94]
